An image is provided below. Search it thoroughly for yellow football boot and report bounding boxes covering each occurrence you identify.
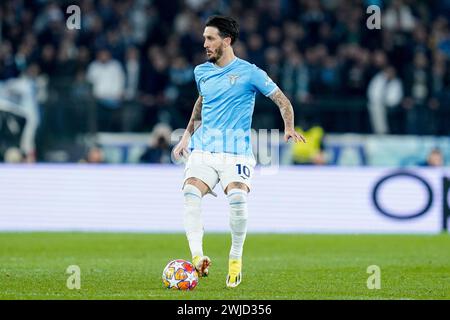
[226,258,242,288]
[192,255,211,277]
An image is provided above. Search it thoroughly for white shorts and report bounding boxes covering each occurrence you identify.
[183,150,256,196]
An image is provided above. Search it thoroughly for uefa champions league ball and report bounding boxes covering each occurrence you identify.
[162,259,199,290]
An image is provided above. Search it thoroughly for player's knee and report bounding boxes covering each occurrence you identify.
[227,189,248,217]
[183,184,203,205]
[184,177,209,196]
[225,182,249,194]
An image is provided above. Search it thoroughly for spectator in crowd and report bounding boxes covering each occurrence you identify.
[368,50,388,79]
[402,52,433,135]
[123,46,140,102]
[367,66,404,134]
[75,46,92,75]
[0,63,41,162]
[429,50,450,135]
[14,40,35,75]
[3,147,25,163]
[67,69,95,134]
[53,39,78,83]
[0,0,449,162]
[419,148,444,167]
[38,44,57,77]
[86,48,125,132]
[340,45,371,97]
[139,46,169,131]
[139,123,172,164]
[281,51,310,103]
[319,55,340,96]
[264,46,282,85]
[246,33,265,67]
[121,46,141,132]
[0,40,19,80]
[79,145,105,164]
[167,55,195,129]
[383,0,416,33]
[105,28,126,61]
[290,125,327,166]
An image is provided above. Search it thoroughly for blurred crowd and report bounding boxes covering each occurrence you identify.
[1,0,450,164]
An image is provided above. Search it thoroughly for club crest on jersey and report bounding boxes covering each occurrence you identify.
[228,74,239,85]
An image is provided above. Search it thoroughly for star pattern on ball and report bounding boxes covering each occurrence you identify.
[172,261,185,270]
[167,274,179,288]
[187,270,197,283]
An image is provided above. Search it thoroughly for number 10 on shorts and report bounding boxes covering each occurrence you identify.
[236,164,251,178]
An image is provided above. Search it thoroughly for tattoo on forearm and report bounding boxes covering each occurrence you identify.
[186,96,203,135]
[270,89,294,129]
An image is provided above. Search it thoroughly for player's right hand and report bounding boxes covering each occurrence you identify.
[172,138,190,162]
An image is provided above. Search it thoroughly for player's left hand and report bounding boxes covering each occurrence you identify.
[284,128,306,143]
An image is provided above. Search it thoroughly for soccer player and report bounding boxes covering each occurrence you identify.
[173,15,306,288]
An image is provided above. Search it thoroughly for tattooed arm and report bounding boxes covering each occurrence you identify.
[269,89,306,143]
[185,95,203,137]
[173,95,203,160]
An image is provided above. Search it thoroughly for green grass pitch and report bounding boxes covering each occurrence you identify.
[0,232,449,300]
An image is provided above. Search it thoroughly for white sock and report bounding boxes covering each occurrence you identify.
[227,188,248,260]
[183,184,204,258]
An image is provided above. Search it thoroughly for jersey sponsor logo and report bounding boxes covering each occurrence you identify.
[228,74,240,85]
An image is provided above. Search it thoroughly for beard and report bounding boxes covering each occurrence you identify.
[207,45,224,63]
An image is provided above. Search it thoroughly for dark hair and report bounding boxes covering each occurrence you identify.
[205,15,239,45]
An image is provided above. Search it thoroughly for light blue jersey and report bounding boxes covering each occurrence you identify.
[189,57,278,157]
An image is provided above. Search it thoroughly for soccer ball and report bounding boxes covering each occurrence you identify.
[162,259,199,290]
